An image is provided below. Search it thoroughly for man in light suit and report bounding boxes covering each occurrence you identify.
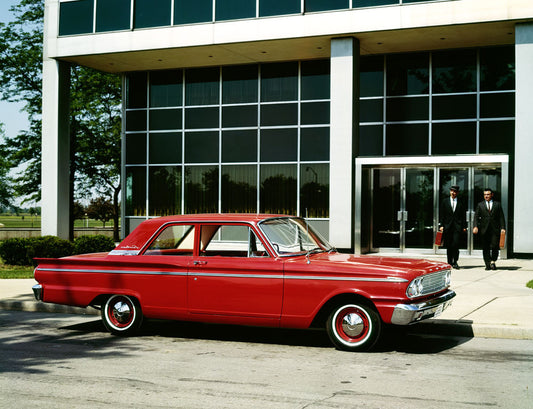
[439,185,467,269]
[473,188,506,270]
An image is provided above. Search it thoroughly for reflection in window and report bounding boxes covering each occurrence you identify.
[387,53,429,96]
[222,130,257,162]
[386,96,428,121]
[185,166,219,213]
[360,56,384,97]
[185,131,219,163]
[149,132,182,164]
[186,67,220,105]
[174,0,213,24]
[432,49,476,94]
[221,165,257,213]
[386,124,428,156]
[260,164,297,215]
[126,133,146,164]
[300,164,329,218]
[149,166,182,216]
[305,0,349,12]
[259,0,301,17]
[432,122,476,155]
[260,129,298,162]
[222,65,258,104]
[300,128,329,161]
[480,46,515,91]
[149,109,182,130]
[96,0,130,32]
[59,0,94,36]
[126,73,148,109]
[261,62,298,102]
[150,70,182,107]
[126,167,146,216]
[216,0,256,21]
[301,60,330,100]
[134,0,171,28]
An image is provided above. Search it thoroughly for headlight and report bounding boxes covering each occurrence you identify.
[406,277,424,298]
[445,270,452,287]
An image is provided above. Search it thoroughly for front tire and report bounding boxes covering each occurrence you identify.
[326,302,381,352]
[102,294,143,336]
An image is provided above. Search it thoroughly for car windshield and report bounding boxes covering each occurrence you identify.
[259,217,333,256]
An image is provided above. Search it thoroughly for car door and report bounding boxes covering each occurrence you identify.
[188,223,283,323]
[139,223,195,317]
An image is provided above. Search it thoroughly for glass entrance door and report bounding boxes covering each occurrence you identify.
[358,159,507,256]
[369,167,435,253]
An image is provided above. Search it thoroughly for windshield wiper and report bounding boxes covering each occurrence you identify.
[305,247,326,264]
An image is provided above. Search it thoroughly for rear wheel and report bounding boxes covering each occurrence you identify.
[101,294,143,336]
[326,302,381,352]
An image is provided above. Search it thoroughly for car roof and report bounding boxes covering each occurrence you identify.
[113,214,294,253]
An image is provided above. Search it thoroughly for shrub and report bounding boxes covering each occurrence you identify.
[0,236,74,266]
[26,236,74,265]
[73,235,116,255]
[0,238,30,265]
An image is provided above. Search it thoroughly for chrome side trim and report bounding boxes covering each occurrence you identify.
[34,267,407,283]
[32,284,43,301]
[391,290,456,325]
[36,268,187,276]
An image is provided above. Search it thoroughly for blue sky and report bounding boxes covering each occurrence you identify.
[0,0,30,143]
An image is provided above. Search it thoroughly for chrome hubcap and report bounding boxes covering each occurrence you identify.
[341,312,364,338]
[112,301,132,324]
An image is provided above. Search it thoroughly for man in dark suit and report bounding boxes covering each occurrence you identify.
[473,188,506,270]
[439,185,466,269]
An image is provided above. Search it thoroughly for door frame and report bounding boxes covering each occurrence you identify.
[354,155,509,257]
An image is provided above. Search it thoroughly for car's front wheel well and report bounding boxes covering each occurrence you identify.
[311,293,379,328]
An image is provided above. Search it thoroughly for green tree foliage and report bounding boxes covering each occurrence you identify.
[0,125,13,208]
[0,0,121,240]
[86,196,114,228]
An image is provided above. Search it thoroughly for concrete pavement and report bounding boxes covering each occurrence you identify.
[1,256,532,340]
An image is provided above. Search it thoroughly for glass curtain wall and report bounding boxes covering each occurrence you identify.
[59,0,448,35]
[124,60,330,231]
[358,46,515,158]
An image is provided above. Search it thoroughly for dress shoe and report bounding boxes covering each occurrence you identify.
[490,262,497,270]
[485,266,491,271]
[452,264,460,270]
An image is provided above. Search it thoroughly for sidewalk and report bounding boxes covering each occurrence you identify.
[1,256,532,340]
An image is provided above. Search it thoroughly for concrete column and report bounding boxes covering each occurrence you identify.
[329,37,360,250]
[514,23,533,255]
[41,59,70,239]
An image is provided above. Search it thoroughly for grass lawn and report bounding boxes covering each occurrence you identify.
[0,261,34,279]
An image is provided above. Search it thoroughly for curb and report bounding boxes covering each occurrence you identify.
[0,299,99,316]
[1,299,532,340]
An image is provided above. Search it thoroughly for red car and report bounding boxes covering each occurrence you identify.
[33,214,455,351]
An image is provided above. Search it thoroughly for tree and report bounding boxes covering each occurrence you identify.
[86,197,114,228]
[0,125,13,208]
[0,0,122,241]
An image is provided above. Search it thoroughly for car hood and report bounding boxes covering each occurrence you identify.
[283,252,450,280]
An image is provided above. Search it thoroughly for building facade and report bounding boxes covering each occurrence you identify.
[42,0,533,256]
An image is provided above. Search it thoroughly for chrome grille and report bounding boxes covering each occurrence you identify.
[421,270,450,295]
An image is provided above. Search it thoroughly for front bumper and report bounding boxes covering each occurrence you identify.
[390,289,456,325]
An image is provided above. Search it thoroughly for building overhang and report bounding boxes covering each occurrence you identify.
[43,0,532,72]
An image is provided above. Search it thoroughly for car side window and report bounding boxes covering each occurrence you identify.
[144,224,195,256]
[200,225,269,258]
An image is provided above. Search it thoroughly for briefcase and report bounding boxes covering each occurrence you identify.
[435,231,443,246]
[499,230,506,249]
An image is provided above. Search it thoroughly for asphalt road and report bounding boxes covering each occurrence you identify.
[0,311,532,409]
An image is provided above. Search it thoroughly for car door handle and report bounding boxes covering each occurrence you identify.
[193,260,207,265]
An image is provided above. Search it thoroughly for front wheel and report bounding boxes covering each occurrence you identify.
[326,302,381,352]
[102,294,143,336]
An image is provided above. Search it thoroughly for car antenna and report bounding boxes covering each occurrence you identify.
[305,209,311,265]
